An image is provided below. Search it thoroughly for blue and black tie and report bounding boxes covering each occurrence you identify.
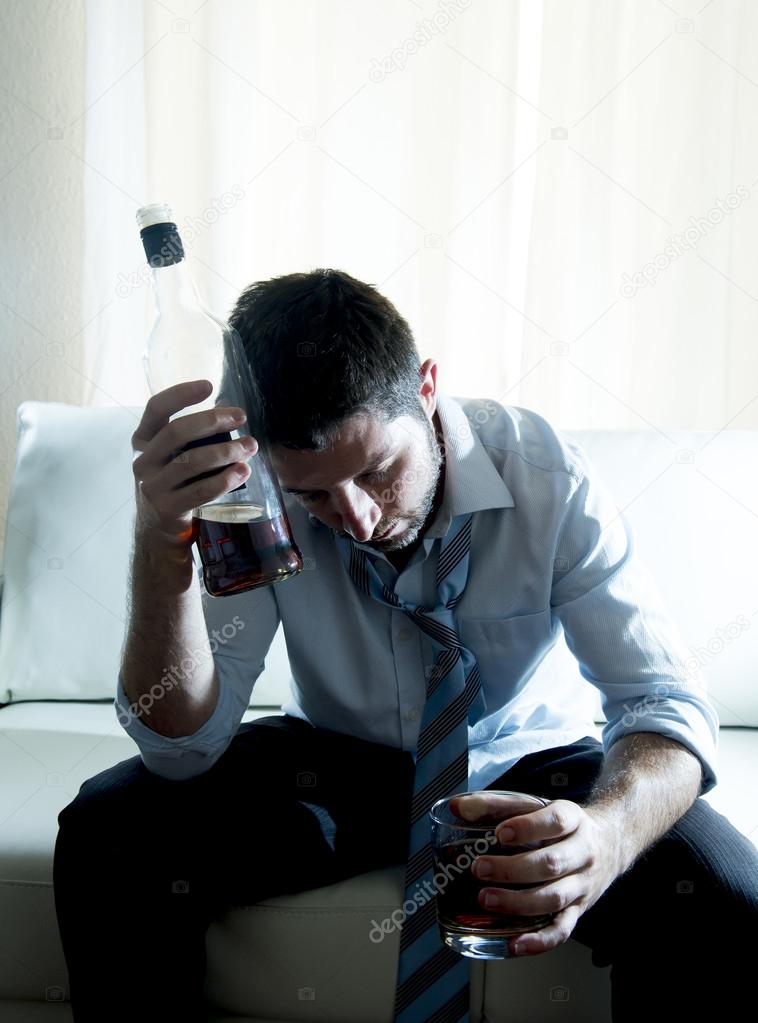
[335,513,485,1023]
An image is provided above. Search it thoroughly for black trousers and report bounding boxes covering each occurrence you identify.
[53,715,758,1022]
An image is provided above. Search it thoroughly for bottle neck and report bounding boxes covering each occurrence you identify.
[140,218,201,314]
[150,258,202,314]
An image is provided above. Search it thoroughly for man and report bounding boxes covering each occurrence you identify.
[55,269,757,1022]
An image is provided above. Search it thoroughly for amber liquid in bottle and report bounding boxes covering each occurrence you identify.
[180,427,303,597]
[192,502,303,597]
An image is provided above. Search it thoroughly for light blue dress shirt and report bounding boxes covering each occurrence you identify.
[115,393,719,794]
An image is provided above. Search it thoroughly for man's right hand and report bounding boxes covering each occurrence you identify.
[131,379,259,548]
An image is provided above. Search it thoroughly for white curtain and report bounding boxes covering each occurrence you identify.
[80,0,758,433]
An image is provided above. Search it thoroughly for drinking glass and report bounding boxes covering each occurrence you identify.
[430,790,554,959]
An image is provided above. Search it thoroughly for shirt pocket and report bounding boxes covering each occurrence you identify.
[457,609,557,705]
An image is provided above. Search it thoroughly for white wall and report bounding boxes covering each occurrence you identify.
[0,1,88,567]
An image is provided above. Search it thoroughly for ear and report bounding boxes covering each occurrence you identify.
[418,358,438,419]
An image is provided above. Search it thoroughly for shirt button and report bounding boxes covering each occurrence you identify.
[405,708,419,722]
[398,628,412,641]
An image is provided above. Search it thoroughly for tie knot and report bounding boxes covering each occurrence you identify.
[405,606,461,650]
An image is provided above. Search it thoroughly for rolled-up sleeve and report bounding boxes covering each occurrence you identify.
[550,456,719,795]
[114,568,281,780]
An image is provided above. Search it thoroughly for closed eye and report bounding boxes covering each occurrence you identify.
[361,469,388,484]
[296,468,389,504]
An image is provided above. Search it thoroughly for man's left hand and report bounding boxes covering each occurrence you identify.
[471,800,621,956]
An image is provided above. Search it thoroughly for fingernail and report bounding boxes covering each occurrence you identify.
[484,893,499,909]
[476,859,493,879]
[498,826,515,842]
[512,942,526,955]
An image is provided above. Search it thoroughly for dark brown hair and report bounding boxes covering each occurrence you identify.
[227,268,425,449]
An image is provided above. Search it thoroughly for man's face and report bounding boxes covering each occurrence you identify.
[270,409,444,551]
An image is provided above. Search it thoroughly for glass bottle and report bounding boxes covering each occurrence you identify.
[136,202,303,597]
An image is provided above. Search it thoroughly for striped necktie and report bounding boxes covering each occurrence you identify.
[335,513,485,1023]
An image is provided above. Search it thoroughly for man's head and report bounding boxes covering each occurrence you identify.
[228,268,445,550]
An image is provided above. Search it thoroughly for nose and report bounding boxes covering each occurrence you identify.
[334,485,381,543]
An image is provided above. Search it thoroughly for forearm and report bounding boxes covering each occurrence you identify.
[121,522,219,738]
[584,731,703,877]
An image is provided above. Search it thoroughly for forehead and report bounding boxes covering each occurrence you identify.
[270,413,406,492]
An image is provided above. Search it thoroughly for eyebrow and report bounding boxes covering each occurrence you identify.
[281,451,395,496]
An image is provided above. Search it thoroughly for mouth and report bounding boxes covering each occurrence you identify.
[374,522,399,541]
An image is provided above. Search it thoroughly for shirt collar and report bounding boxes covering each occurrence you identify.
[422,392,514,538]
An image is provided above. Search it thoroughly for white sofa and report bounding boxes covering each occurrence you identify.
[0,401,756,1023]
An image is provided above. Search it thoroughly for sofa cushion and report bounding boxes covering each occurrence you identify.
[203,866,489,1022]
[0,401,141,702]
[0,401,290,707]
